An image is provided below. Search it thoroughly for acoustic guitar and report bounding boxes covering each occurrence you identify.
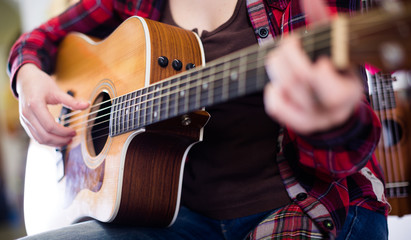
[369,72,411,216]
[23,3,411,235]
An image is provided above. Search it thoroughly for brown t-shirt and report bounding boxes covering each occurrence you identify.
[160,0,290,219]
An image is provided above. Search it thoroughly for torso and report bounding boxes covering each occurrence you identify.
[161,0,291,219]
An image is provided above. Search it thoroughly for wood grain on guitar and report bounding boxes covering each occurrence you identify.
[23,3,411,235]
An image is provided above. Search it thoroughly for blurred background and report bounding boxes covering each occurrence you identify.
[0,1,79,239]
[0,0,410,239]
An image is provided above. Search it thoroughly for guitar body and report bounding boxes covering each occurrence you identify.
[23,17,208,235]
[370,73,411,216]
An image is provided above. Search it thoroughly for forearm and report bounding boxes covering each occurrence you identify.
[7,0,122,97]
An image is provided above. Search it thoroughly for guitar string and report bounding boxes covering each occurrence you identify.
[62,23,392,145]
[60,30,333,129]
[60,36,336,146]
[382,73,400,196]
[61,1,411,124]
[373,73,394,197]
[63,40,333,140]
[382,72,407,196]
[382,73,401,197]
[60,20,404,145]
[59,16,398,124]
[60,23,338,122]
[62,17,401,126]
[64,53,269,144]
[375,72,408,197]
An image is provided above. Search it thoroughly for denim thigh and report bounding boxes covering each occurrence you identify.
[20,206,271,240]
[337,206,388,240]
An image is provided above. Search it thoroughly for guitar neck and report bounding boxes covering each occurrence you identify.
[108,24,334,137]
[109,41,273,136]
[109,2,411,136]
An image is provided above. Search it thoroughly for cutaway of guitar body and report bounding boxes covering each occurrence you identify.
[23,17,207,235]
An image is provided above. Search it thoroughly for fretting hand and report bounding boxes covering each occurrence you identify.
[263,0,364,135]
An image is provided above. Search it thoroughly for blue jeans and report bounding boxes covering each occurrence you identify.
[21,205,387,240]
[21,206,272,240]
[337,206,388,240]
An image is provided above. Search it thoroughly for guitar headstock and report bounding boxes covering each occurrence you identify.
[339,1,411,72]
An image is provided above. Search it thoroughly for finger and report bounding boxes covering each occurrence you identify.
[267,36,313,84]
[49,90,90,110]
[313,57,363,109]
[266,36,317,111]
[20,113,73,147]
[30,99,77,138]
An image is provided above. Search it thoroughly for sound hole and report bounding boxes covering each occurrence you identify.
[382,119,403,147]
[87,92,111,157]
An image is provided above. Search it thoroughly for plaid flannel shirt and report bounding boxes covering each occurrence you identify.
[8,0,389,239]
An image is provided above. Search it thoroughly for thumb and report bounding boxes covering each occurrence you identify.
[301,0,331,25]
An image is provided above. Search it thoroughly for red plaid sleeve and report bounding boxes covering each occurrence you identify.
[285,97,382,179]
[7,0,163,97]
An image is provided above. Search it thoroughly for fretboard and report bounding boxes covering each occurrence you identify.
[109,24,333,137]
[109,43,271,136]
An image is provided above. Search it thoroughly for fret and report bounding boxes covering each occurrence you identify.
[109,97,118,136]
[146,87,154,125]
[160,81,170,122]
[183,75,190,113]
[228,57,240,100]
[134,90,142,129]
[238,51,247,96]
[152,85,161,124]
[244,51,259,93]
[199,67,211,107]
[213,62,225,104]
[130,91,136,130]
[116,97,121,135]
[256,48,268,88]
[114,96,120,135]
[125,93,131,133]
[177,75,188,115]
[188,72,199,111]
[302,26,331,62]
[169,78,178,117]
[140,88,147,127]
[222,60,230,101]
[123,95,128,133]
[208,66,216,106]
[119,95,125,134]
[194,70,203,109]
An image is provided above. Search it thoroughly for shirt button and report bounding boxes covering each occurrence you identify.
[257,27,269,38]
[323,220,334,230]
[296,192,307,201]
